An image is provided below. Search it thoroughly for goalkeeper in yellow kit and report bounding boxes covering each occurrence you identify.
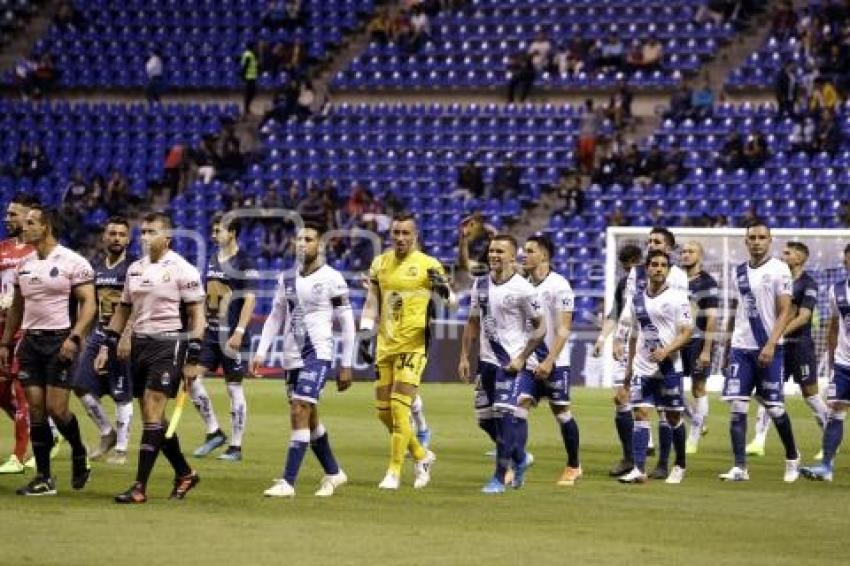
[360,213,457,490]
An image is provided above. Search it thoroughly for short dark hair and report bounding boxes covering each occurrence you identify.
[392,212,416,224]
[105,215,130,230]
[491,233,518,251]
[28,205,62,237]
[300,221,325,237]
[786,241,809,258]
[645,249,670,266]
[618,244,643,265]
[211,213,242,237]
[744,217,770,234]
[649,226,676,249]
[143,211,173,230]
[526,234,554,260]
[10,193,40,207]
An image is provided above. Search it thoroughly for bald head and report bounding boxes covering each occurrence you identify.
[680,240,704,270]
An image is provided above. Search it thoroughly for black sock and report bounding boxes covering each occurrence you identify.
[31,421,52,478]
[615,410,634,461]
[136,423,164,487]
[161,433,192,478]
[673,422,687,468]
[55,413,86,457]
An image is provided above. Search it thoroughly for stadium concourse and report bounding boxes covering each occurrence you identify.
[1,0,850,563]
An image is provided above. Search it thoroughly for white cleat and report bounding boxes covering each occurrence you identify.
[263,478,295,498]
[718,466,750,481]
[314,470,348,497]
[784,456,801,483]
[413,450,436,489]
[665,465,686,484]
[618,468,647,484]
[378,471,400,490]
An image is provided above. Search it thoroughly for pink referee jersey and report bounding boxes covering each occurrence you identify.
[14,244,94,330]
[121,250,204,335]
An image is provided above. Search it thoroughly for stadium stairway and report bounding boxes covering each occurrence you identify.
[0,0,58,73]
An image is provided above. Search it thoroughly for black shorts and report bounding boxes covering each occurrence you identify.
[199,327,249,381]
[130,334,187,399]
[17,330,73,389]
[682,338,709,382]
[72,329,133,402]
[784,340,818,387]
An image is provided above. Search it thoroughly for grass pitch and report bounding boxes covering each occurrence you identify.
[0,381,845,565]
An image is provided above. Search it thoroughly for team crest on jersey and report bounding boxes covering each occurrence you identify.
[161,372,170,386]
[312,282,325,296]
[406,266,419,277]
[162,272,171,283]
[49,266,59,277]
[502,294,518,307]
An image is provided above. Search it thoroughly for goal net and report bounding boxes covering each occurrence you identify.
[601,227,850,391]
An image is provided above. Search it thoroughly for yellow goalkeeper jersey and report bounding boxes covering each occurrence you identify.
[369,249,445,363]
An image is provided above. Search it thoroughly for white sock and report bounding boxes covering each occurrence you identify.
[226,382,247,447]
[190,379,220,434]
[648,423,656,450]
[753,404,770,444]
[689,396,706,442]
[411,394,429,433]
[804,394,828,429]
[115,402,133,451]
[48,417,60,441]
[80,393,113,436]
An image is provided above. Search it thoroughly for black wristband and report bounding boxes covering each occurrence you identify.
[104,329,120,348]
[186,338,203,365]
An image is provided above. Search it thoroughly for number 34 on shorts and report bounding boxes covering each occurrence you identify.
[377,352,427,387]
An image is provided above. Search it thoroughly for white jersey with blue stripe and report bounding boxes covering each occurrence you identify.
[530,270,574,368]
[830,281,850,367]
[730,257,792,351]
[621,287,692,377]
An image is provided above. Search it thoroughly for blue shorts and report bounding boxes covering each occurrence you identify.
[630,371,685,411]
[286,359,332,405]
[516,366,571,406]
[72,329,133,403]
[475,361,525,412]
[826,364,850,404]
[784,341,817,387]
[722,347,785,406]
[199,328,250,380]
[682,338,709,382]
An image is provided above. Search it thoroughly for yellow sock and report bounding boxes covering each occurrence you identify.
[376,400,393,433]
[389,393,426,474]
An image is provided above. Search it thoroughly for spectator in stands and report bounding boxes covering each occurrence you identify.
[345,221,380,273]
[774,61,799,117]
[14,56,37,99]
[809,76,839,113]
[605,80,633,129]
[742,132,769,171]
[718,132,744,170]
[282,0,304,31]
[262,224,292,259]
[690,80,715,119]
[596,35,625,71]
[145,49,164,105]
[664,83,693,121]
[658,143,687,186]
[192,135,220,184]
[493,156,522,198]
[338,183,371,228]
[771,0,798,39]
[636,143,666,184]
[219,127,244,180]
[241,43,259,115]
[576,98,601,174]
[407,5,431,52]
[390,8,412,44]
[297,182,328,226]
[455,157,484,199]
[62,169,89,206]
[33,53,57,97]
[554,38,586,76]
[694,0,739,25]
[368,7,392,44]
[281,181,301,210]
[282,39,306,77]
[554,170,584,215]
[457,212,495,273]
[635,36,663,72]
[295,79,316,119]
[816,109,842,154]
[163,144,187,198]
[821,44,850,92]
[592,147,622,187]
[261,1,287,28]
[528,30,553,73]
[790,115,817,154]
[105,170,129,213]
[608,207,626,227]
[19,141,48,179]
[262,79,300,125]
[506,52,535,103]
[54,1,82,30]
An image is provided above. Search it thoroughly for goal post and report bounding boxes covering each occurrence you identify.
[601,226,850,391]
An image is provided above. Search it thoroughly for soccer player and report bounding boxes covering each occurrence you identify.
[253,222,355,497]
[361,213,455,490]
[747,241,827,457]
[592,244,642,476]
[72,217,136,465]
[458,235,545,494]
[0,194,37,474]
[679,241,719,454]
[800,244,850,481]
[192,214,257,461]
[719,219,800,482]
[521,235,581,486]
[0,205,96,496]
[97,212,205,503]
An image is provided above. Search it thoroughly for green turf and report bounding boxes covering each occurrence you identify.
[0,381,845,565]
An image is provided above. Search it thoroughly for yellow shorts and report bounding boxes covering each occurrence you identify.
[376,352,428,388]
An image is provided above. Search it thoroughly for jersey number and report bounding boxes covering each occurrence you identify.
[395,353,417,371]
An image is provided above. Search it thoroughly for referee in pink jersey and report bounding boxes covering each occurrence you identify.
[0,205,97,496]
[96,212,206,504]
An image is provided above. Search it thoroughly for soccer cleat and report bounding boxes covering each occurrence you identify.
[745,439,765,457]
[800,464,834,482]
[416,427,432,449]
[685,438,699,455]
[89,429,117,461]
[665,465,686,484]
[378,471,400,490]
[264,478,295,498]
[718,466,750,481]
[784,456,800,483]
[192,430,227,457]
[169,470,200,500]
[16,475,57,496]
[114,482,147,504]
[24,456,35,469]
[484,448,497,458]
[50,435,62,459]
[413,450,436,489]
[314,470,348,497]
[71,454,91,490]
[609,459,634,477]
[510,452,534,489]
[481,477,506,494]
[556,466,583,487]
[649,466,669,480]
[217,446,243,462]
[107,450,127,465]
[0,454,25,474]
[618,468,647,484]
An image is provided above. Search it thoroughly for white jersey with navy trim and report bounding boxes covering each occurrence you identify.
[730,257,793,350]
[621,287,692,377]
[470,272,542,368]
[530,270,574,368]
[830,280,850,368]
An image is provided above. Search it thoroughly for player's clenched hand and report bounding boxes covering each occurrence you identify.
[457,357,471,383]
[613,341,625,361]
[592,336,604,357]
[250,354,266,377]
[757,343,776,368]
[182,363,204,384]
[337,367,352,392]
[58,337,78,362]
[649,347,668,364]
[534,358,553,380]
[697,349,711,369]
[94,345,109,372]
[117,334,131,361]
[226,333,242,354]
[505,356,525,375]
